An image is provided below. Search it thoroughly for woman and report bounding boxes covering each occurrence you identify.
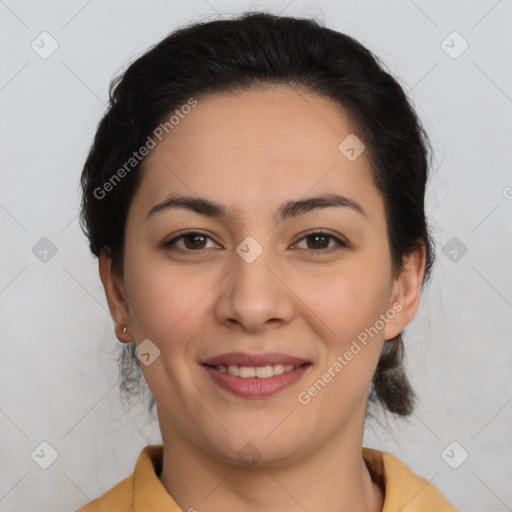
[76,11,457,511]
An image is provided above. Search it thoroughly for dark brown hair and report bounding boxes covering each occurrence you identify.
[79,11,435,419]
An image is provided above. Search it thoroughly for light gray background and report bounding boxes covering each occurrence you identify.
[1,1,511,511]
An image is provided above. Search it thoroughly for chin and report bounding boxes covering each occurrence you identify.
[204,423,309,468]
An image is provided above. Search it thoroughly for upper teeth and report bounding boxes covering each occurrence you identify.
[216,364,296,378]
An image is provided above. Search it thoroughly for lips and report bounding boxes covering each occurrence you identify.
[200,352,313,398]
[201,352,310,368]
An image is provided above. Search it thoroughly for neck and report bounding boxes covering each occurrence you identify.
[157,412,384,511]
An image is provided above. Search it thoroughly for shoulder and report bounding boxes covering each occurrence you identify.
[74,474,133,512]
[74,445,166,512]
[362,446,458,511]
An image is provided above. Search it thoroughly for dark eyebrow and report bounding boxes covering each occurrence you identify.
[145,193,367,223]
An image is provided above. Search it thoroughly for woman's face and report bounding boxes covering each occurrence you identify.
[103,86,423,466]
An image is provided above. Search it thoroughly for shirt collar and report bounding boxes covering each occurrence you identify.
[133,444,182,511]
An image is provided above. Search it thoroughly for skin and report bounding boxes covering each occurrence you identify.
[99,85,425,512]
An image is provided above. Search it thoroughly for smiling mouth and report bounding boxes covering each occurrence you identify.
[202,362,312,379]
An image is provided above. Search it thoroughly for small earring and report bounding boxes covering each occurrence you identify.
[122,326,127,334]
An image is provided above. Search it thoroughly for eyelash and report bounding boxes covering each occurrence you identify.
[162,230,348,254]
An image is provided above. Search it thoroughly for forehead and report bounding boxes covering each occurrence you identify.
[131,86,383,224]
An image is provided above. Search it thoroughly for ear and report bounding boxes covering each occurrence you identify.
[98,248,132,343]
[383,244,426,340]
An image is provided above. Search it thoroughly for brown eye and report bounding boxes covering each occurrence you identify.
[163,231,219,252]
[294,231,347,252]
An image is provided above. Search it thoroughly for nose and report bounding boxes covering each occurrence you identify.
[214,242,295,334]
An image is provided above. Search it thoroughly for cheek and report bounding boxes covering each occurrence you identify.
[123,253,226,384]
[290,255,390,398]
[124,261,215,405]
[295,272,386,424]
[127,267,208,341]
[294,257,392,341]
